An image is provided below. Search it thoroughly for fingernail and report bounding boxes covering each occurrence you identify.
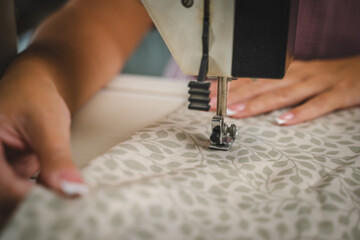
[58,170,88,196]
[60,180,88,196]
[275,112,294,125]
[229,103,245,113]
[234,104,245,112]
[210,98,217,108]
[226,108,237,116]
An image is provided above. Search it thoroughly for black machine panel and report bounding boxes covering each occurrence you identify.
[231,0,299,79]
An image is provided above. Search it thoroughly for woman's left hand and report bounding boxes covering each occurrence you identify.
[210,55,360,125]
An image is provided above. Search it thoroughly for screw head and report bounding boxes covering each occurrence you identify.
[181,0,194,8]
[228,124,238,139]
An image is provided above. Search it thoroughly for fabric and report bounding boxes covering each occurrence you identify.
[295,0,360,59]
[2,106,360,240]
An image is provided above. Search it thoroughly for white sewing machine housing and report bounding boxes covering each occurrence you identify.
[142,0,299,150]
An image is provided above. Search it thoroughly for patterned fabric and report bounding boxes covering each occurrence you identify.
[1,106,360,240]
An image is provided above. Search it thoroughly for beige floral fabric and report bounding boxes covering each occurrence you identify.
[1,107,360,240]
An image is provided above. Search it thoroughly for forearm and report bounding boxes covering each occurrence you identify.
[5,0,152,113]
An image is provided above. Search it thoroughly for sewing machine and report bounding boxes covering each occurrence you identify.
[142,0,299,150]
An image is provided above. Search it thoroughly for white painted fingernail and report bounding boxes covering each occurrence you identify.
[60,180,88,196]
[235,104,246,111]
[275,118,286,125]
[275,112,294,125]
[227,108,237,116]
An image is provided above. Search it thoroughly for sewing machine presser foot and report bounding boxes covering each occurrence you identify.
[209,77,238,150]
[209,115,238,150]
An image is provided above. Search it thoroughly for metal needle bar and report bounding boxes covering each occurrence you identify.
[216,77,229,116]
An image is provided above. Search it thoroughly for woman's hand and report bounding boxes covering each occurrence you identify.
[0,0,152,225]
[210,55,360,125]
[0,63,86,222]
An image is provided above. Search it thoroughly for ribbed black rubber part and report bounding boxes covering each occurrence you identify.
[188,95,210,103]
[188,81,211,111]
[188,102,210,111]
[188,88,210,95]
[188,81,210,89]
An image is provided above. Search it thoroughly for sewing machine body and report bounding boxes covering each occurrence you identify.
[143,0,299,150]
[142,0,298,78]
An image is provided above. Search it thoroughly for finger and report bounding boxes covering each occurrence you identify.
[0,127,40,179]
[335,75,360,107]
[0,143,33,213]
[210,96,217,112]
[25,114,88,197]
[227,73,310,106]
[230,76,334,118]
[227,79,277,105]
[0,123,27,151]
[210,78,262,111]
[209,81,217,98]
[211,76,303,112]
[211,78,287,111]
[0,138,40,179]
[226,61,312,106]
[211,61,311,112]
[8,153,40,179]
[275,88,343,125]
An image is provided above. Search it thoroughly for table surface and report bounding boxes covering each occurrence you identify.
[70,74,189,168]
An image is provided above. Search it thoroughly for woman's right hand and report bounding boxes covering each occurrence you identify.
[0,62,86,222]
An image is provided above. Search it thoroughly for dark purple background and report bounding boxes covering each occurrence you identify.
[295,0,360,60]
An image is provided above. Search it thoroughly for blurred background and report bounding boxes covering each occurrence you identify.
[13,0,175,77]
[14,0,67,34]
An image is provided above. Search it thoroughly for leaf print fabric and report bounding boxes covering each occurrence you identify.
[1,106,360,240]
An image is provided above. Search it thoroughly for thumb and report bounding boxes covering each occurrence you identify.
[26,115,88,197]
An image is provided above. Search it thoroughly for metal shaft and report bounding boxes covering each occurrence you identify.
[216,77,230,116]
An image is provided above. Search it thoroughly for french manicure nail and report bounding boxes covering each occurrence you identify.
[60,180,88,196]
[234,104,245,112]
[210,98,217,107]
[227,108,237,116]
[228,103,245,112]
[275,112,294,125]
